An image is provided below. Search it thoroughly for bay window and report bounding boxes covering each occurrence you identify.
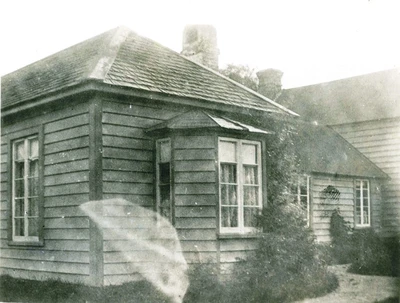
[218,138,262,233]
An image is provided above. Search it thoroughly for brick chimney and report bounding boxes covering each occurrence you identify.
[256,69,284,101]
[181,25,219,70]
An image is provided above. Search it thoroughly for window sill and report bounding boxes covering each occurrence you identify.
[8,240,44,247]
[218,232,261,239]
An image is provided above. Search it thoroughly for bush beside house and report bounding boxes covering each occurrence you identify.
[329,209,396,277]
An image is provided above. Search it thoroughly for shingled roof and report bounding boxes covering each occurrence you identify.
[294,122,388,179]
[277,68,400,125]
[1,27,296,116]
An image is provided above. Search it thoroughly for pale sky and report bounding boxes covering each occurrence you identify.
[1,0,399,88]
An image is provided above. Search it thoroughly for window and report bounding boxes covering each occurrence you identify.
[156,139,172,222]
[11,136,40,242]
[290,175,311,226]
[355,180,370,227]
[218,138,262,233]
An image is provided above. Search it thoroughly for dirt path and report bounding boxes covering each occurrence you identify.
[297,265,399,303]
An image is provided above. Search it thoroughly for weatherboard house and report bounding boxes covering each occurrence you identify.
[0,27,387,286]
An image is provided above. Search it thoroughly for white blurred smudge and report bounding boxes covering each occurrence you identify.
[80,198,189,303]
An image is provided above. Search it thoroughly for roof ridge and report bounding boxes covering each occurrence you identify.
[177,53,299,117]
[88,26,131,80]
[284,67,400,90]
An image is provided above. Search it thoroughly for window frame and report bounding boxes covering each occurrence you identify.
[218,137,262,234]
[7,127,44,246]
[155,138,174,224]
[355,179,371,228]
[291,175,311,227]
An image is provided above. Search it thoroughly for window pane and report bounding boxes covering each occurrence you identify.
[14,199,24,217]
[363,209,369,225]
[15,162,25,179]
[30,139,39,158]
[15,179,25,198]
[244,166,257,184]
[159,141,171,163]
[16,142,25,160]
[221,207,238,227]
[355,209,361,225]
[219,141,236,162]
[28,197,39,216]
[244,207,258,227]
[28,217,39,237]
[159,185,171,219]
[300,195,308,210]
[14,218,24,236]
[159,163,170,184]
[242,144,257,164]
[29,178,39,197]
[160,185,170,204]
[220,164,236,183]
[221,185,237,205]
[29,159,39,177]
[243,186,258,206]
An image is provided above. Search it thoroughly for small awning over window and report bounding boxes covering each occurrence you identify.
[146,110,273,135]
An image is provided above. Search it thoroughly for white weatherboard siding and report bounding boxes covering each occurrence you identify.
[333,117,400,237]
[311,175,382,242]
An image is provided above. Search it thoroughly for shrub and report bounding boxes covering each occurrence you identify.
[183,263,225,303]
[329,208,355,264]
[349,228,393,276]
[224,203,338,303]
[328,209,394,276]
[0,275,170,303]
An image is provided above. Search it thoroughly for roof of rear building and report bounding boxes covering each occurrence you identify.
[277,68,400,125]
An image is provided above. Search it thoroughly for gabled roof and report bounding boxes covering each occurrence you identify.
[277,68,400,125]
[147,110,273,134]
[294,122,388,179]
[1,27,296,116]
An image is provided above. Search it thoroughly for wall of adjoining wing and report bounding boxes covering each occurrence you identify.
[333,118,400,237]
[311,175,382,242]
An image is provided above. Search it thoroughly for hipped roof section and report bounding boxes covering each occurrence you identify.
[1,26,297,116]
[147,110,273,134]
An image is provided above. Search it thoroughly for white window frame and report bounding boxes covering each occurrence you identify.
[292,175,311,226]
[12,136,40,242]
[156,138,173,223]
[218,138,262,234]
[355,179,371,227]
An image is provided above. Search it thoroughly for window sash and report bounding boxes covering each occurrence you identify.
[355,180,370,227]
[12,136,40,242]
[219,138,262,233]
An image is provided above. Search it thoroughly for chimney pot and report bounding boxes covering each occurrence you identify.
[257,68,284,101]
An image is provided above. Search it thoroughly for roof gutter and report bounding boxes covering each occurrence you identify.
[1,80,290,118]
